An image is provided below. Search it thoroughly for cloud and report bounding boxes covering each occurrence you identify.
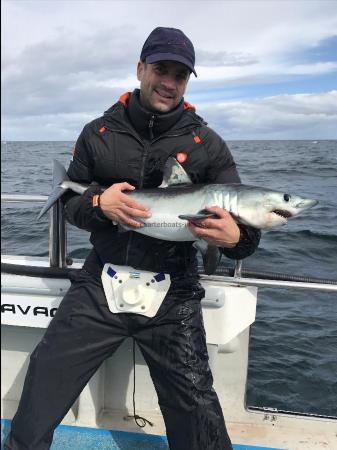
[200,91,337,139]
[193,61,337,87]
[197,50,258,67]
[2,27,140,118]
[2,0,337,140]
[4,91,335,141]
[3,26,140,78]
[2,112,97,141]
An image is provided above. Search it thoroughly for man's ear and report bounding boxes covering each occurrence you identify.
[137,61,145,81]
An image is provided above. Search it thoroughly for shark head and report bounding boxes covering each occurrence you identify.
[232,186,318,229]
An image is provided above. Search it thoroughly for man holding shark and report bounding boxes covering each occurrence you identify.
[5,27,262,450]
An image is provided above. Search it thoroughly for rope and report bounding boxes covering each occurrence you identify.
[123,338,153,428]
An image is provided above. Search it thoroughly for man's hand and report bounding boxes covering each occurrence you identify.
[99,182,151,228]
[188,206,240,248]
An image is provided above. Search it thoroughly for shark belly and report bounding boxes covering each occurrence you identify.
[129,188,207,241]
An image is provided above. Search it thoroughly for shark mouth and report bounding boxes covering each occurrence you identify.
[272,210,292,219]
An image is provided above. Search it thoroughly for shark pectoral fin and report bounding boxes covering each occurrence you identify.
[179,213,217,221]
[193,240,222,275]
[179,208,220,221]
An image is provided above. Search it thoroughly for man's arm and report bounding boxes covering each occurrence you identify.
[63,126,112,232]
[64,125,150,232]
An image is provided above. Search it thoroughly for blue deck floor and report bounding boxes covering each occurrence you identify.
[1,419,283,449]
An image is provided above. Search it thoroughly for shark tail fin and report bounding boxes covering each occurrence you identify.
[37,160,70,220]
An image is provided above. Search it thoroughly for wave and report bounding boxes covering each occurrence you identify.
[268,229,337,242]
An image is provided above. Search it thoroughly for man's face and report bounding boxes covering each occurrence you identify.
[137,60,190,113]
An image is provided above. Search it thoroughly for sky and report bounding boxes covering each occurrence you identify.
[2,0,337,141]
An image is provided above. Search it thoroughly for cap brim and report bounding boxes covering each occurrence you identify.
[145,53,197,77]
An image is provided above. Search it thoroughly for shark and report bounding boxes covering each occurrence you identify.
[38,158,318,274]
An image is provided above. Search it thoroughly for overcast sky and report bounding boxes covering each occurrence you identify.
[2,0,337,140]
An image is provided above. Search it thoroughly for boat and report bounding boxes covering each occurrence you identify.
[1,195,337,450]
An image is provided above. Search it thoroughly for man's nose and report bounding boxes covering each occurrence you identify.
[160,75,176,90]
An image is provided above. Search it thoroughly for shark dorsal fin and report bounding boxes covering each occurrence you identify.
[160,157,192,188]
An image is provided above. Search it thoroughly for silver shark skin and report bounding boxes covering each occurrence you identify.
[123,184,318,241]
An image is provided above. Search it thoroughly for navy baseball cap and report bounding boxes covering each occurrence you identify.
[140,27,197,77]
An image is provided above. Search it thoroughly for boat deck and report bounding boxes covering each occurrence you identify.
[1,419,282,450]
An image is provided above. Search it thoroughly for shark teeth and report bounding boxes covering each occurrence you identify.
[273,210,292,219]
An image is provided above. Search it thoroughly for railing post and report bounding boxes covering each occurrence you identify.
[49,202,60,267]
[49,200,67,268]
[58,200,67,268]
[234,260,243,278]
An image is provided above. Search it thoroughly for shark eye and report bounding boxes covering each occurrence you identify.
[284,194,291,202]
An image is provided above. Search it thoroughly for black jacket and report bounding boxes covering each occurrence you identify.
[64,90,260,277]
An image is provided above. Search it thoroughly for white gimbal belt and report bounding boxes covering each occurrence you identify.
[101,264,171,318]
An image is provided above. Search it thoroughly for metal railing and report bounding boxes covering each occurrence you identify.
[199,273,337,292]
[2,194,66,268]
[1,194,337,292]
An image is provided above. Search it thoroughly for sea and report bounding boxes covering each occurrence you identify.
[1,140,337,418]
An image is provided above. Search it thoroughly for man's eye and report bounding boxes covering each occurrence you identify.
[177,73,188,81]
[155,67,165,74]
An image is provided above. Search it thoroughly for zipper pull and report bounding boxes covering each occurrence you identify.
[149,115,155,128]
[148,114,155,139]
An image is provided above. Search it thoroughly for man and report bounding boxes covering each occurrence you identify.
[5,27,260,450]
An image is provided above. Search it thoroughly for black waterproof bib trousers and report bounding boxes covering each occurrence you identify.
[4,269,233,450]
